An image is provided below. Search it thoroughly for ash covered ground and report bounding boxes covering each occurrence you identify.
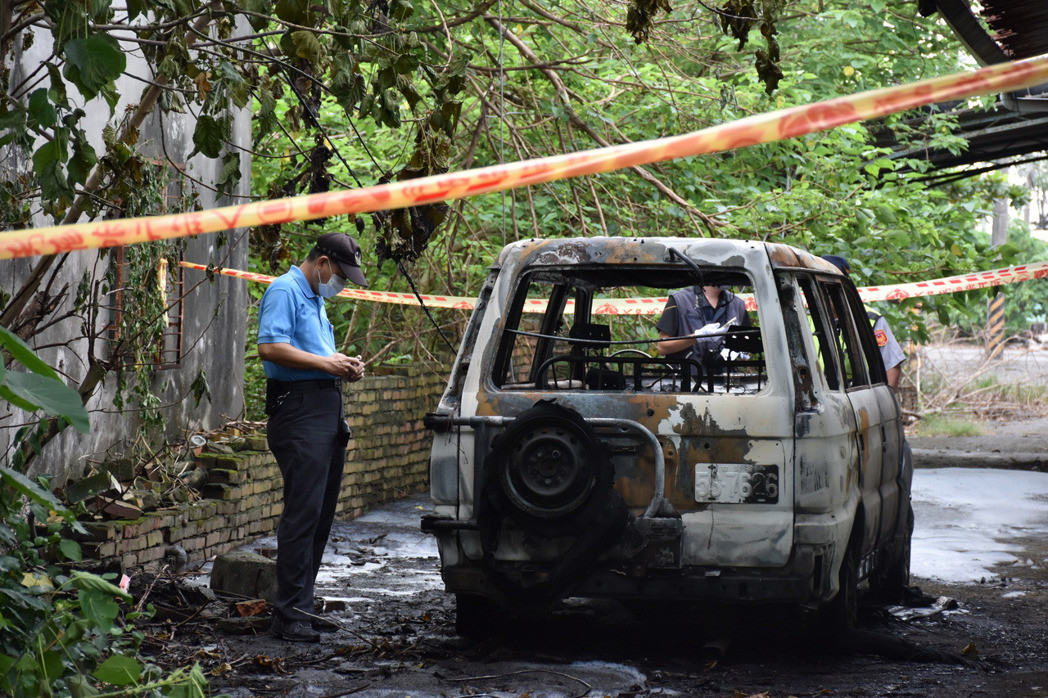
[138,340,1048,697]
[142,449,1048,698]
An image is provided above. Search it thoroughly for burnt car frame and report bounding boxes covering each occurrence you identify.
[423,237,913,634]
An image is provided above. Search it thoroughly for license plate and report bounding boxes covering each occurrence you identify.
[694,463,779,504]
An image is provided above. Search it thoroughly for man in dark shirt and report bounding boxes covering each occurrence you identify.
[655,284,751,375]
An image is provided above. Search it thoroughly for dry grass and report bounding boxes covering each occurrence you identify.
[902,328,1048,425]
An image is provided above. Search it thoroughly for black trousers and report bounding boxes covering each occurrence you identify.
[265,381,350,624]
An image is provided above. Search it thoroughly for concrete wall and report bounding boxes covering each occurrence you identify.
[1,25,250,483]
[77,366,448,572]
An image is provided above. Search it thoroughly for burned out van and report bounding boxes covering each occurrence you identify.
[422,237,912,635]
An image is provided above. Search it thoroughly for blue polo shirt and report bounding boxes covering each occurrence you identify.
[257,265,338,381]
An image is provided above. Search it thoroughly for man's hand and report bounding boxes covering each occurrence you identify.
[347,355,365,382]
[326,353,366,381]
[259,342,367,381]
[691,317,737,341]
[692,321,721,338]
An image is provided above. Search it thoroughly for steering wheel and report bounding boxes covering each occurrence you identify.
[604,348,650,388]
[534,355,572,389]
[608,348,651,359]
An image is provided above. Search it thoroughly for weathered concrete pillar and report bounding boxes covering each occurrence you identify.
[210,550,276,602]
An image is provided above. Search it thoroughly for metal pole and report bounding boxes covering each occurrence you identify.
[988,190,1009,358]
[987,291,1006,358]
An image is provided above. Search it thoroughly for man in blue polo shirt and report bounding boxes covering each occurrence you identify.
[258,232,368,642]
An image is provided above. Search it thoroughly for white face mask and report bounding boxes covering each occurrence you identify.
[316,264,346,298]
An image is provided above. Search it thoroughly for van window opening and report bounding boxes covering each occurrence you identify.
[492,265,766,394]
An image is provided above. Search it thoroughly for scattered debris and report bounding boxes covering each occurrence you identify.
[236,599,269,618]
[58,421,270,520]
[887,594,961,621]
[93,495,142,519]
[110,492,1047,698]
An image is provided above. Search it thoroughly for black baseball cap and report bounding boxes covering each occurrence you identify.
[820,255,851,274]
[316,233,368,287]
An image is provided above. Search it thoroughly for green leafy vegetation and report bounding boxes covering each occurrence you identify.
[911,414,988,437]
[4,2,1041,426]
[0,470,215,697]
[997,219,1048,334]
[0,334,215,696]
[237,0,1014,399]
[0,327,89,434]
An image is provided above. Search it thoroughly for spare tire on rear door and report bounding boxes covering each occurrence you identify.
[477,399,627,600]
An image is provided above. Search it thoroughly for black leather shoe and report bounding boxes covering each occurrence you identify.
[272,619,319,643]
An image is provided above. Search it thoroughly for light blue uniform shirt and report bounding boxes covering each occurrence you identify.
[257,265,337,381]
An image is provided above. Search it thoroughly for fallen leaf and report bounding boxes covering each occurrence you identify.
[22,572,53,589]
[194,71,211,100]
[253,655,287,674]
[235,599,269,617]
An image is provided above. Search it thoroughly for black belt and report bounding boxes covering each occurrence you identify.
[267,378,343,392]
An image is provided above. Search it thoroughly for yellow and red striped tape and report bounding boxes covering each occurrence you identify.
[180,259,1048,314]
[3,53,1048,261]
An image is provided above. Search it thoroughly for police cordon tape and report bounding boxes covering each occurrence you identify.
[180,259,1048,314]
[4,53,1048,261]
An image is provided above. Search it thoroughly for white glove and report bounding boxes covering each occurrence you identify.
[694,316,737,338]
[720,348,750,361]
[693,321,725,338]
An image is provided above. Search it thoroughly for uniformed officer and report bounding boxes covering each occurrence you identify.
[257,232,368,642]
[821,255,905,389]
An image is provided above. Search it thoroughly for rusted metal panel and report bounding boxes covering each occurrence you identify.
[425,236,910,616]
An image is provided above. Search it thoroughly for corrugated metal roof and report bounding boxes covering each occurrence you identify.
[979,0,1048,59]
[891,0,1048,176]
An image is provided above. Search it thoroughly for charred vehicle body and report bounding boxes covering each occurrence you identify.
[423,238,912,634]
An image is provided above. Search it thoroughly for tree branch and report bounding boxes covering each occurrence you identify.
[482,13,723,234]
[1,7,218,330]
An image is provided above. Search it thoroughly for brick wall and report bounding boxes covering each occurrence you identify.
[78,366,448,572]
[339,365,448,518]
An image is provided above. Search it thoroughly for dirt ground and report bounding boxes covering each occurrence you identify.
[139,341,1048,698]
[144,466,1048,698]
